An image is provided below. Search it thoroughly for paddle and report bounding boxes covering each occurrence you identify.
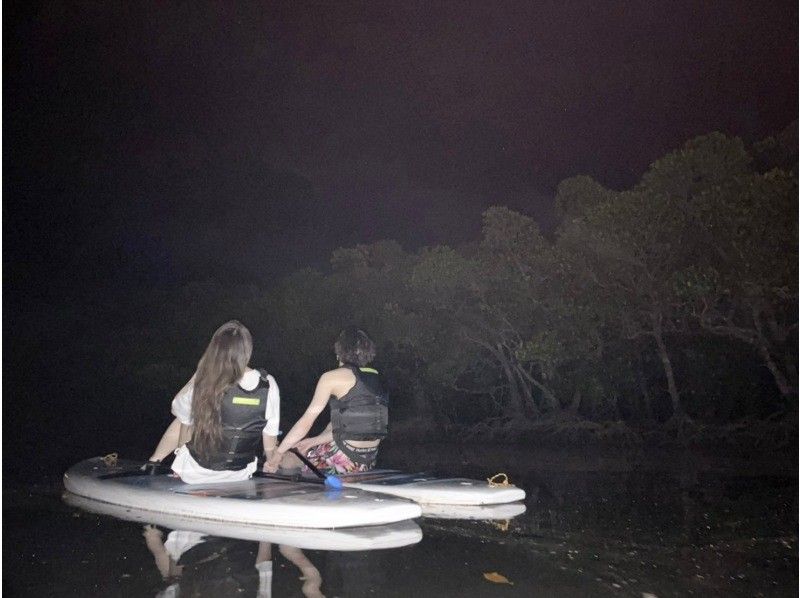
[289,447,343,489]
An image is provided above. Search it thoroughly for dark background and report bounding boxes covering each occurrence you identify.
[3,1,797,478]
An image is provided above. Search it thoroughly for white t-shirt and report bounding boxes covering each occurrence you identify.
[171,369,280,436]
[164,530,207,562]
[170,369,280,484]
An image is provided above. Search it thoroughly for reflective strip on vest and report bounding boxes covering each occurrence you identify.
[359,367,379,374]
[232,396,261,406]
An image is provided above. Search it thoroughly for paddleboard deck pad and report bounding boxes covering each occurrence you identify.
[63,492,422,550]
[64,458,422,529]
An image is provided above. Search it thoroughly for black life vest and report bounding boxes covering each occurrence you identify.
[330,366,389,441]
[187,370,271,471]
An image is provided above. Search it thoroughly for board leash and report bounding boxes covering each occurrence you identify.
[487,473,511,487]
[102,453,119,467]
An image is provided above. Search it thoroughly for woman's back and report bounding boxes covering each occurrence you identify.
[168,321,280,484]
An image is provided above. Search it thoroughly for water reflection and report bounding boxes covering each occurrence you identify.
[62,491,528,597]
[37,451,793,596]
[65,491,426,597]
[62,492,423,551]
[143,526,323,598]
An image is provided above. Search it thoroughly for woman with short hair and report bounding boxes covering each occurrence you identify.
[265,327,387,475]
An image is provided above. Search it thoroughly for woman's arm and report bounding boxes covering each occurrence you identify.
[263,434,278,462]
[178,423,192,446]
[262,375,280,461]
[265,372,337,470]
[149,418,181,462]
[148,375,196,461]
[170,375,196,424]
[294,422,333,455]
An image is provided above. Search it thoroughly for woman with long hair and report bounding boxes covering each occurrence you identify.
[149,320,280,483]
[264,326,387,475]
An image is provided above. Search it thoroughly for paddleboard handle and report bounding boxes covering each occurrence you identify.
[290,448,343,489]
[140,460,170,476]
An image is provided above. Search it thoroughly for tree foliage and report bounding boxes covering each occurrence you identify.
[85,128,796,444]
[247,129,798,432]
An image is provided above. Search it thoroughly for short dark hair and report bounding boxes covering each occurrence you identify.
[334,326,376,367]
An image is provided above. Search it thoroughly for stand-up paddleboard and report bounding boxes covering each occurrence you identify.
[328,470,526,506]
[63,492,423,551]
[64,458,421,530]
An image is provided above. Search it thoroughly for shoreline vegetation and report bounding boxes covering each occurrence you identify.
[10,126,797,474]
[388,413,798,455]
[208,126,796,457]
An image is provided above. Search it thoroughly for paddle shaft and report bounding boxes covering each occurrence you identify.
[255,471,321,484]
[289,447,327,480]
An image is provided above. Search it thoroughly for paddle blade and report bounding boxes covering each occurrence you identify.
[324,475,343,489]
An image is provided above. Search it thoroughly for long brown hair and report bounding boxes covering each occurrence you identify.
[191,320,253,460]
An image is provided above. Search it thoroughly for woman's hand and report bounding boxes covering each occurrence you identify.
[294,437,319,455]
[263,452,282,473]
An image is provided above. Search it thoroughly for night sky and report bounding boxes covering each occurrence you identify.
[4,1,797,292]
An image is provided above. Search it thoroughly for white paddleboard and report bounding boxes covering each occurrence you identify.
[63,458,422,530]
[63,492,423,550]
[335,470,527,505]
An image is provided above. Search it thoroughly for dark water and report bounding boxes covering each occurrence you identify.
[3,446,797,597]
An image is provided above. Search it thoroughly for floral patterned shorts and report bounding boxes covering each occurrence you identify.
[304,440,377,475]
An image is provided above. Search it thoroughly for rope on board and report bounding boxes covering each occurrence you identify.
[492,519,511,532]
[487,472,510,487]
